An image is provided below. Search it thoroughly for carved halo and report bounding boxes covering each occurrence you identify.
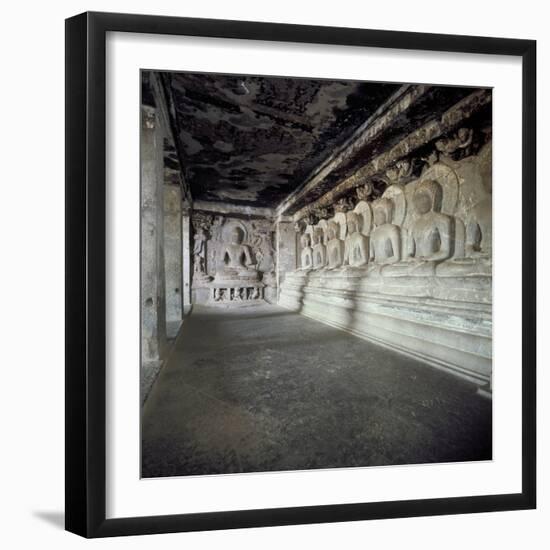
[221,220,249,244]
[333,212,347,240]
[300,232,312,248]
[419,163,459,215]
[381,183,407,226]
[327,220,339,240]
[345,211,362,233]
[316,219,329,244]
[353,200,373,236]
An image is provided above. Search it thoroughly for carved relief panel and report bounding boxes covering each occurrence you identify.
[191,212,277,288]
[290,138,492,281]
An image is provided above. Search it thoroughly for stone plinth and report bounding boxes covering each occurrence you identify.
[279,269,492,389]
[209,281,265,307]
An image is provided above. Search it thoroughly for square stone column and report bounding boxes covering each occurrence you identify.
[181,210,192,308]
[141,106,167,362]
[163,184,183,323]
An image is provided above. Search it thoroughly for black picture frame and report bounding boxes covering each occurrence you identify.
[65,11,536,538]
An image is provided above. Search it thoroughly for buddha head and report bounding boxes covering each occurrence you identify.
[346,212,361,235]
[327,221,339,241]
[229,226,244,245]
[312,228,323,245]
[413,179,443,215]
[300,233,311,248]
[373,198,394,227]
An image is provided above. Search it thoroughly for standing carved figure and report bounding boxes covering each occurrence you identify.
[192,226,212,283]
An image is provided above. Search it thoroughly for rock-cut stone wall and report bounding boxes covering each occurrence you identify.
[191,211,278,305]
[280,134,493,393]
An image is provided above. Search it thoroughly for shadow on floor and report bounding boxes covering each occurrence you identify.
[142,303,491,478]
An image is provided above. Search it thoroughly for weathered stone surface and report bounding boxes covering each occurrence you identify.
[190,210,277,306]
[163,185,183,322]
[280,141,493,389]
[142,71,493,404]
[290,91,491,219]
[142,305,491,476]
[279,271,491,385]
[157,72,402,208]
[141,105,167,363]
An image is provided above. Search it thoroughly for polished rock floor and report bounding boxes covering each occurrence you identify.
[141,304,492,478]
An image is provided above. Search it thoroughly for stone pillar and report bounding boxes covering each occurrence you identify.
[275,221,297,300]
[141,106,167,362]
[163,184,183,323]
[181,209,192,308]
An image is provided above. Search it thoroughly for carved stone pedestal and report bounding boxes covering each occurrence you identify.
[209,282,265,307]
[279,270,492,390]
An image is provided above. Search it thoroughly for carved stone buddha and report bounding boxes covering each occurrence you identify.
[383,179,452,277]
[299,233,313,271]
[368,198,401,275]
[342,212,369,268]
[436,177,492,277]
[312,228,327,270]
[215,226,259,282]
[326,221,345,269]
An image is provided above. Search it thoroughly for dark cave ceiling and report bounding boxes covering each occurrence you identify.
[156,72,401,208]
[146,72,483,210]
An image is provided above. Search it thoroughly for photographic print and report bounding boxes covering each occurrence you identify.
[140,71,493,479]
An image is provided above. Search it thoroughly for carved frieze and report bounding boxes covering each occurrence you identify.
[334,196,355,214]
[291,140,492,281]
[355,182,373,202]
[313,206,333,221]
[386,158,414,184]
[435,127,474,160]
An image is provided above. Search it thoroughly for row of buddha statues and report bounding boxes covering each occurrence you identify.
[296,173,491,278]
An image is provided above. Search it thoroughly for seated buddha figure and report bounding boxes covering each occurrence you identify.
[215,226,258,282]
[367,198,401,275]
[342,212,369,269]
[299,233,313,271]
[312,228,327,270]
[383,179,452,277]
[436,184,492,277]
[326,221,345,269]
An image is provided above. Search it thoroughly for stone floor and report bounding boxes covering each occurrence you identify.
[141,304,492,478]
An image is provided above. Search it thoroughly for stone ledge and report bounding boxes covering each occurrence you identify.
[279,277,492,389]
[283,270,492,305]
